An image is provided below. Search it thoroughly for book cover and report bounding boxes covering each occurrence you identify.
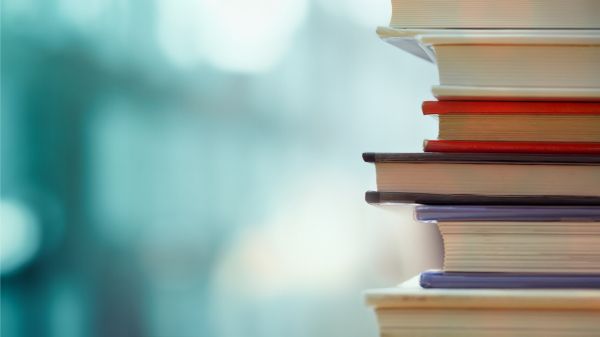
[415,205,600,222]
[420,270,600,289]
[423,140,600,154]
[366,191,600,206]
[362,152,600,164]
[422,101,600,115]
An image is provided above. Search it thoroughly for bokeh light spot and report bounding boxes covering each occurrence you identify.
[156,0,308,72]
[1,199,41,275]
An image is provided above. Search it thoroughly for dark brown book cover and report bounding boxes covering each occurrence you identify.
[362,152,600,165]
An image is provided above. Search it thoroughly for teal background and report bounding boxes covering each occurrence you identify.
[1,1,441,336]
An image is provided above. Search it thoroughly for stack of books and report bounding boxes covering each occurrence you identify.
[364,1,600,336]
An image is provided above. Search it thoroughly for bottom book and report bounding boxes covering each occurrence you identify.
[365,276,600,337]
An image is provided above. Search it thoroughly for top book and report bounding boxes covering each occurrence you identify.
[390,0,600,28]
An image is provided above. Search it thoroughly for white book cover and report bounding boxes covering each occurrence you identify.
[378,28,600,100]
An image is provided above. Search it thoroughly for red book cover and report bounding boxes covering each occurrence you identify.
[422,101,600,115]
[424,140,600,154]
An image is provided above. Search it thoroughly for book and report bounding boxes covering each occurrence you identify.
[363,153,600,203]
[366,276,600,337]
[426,220,600,273]
[423,101,600,143]
[420,270,600,289]
[415,205,600,222]
[377,28,600,100]
[415,206,600,275]
[388,0,600,29]
[425,34,600,100]
[421,101,600,153]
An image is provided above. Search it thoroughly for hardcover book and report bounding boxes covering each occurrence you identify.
[423,101,600,143]
[363,153,600,205]
[422,101,600,153]
[365,276,600,337]
[377,28,600,100]
[422,220,600,273]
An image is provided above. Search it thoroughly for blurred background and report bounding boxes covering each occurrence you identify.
[1,0,442,336]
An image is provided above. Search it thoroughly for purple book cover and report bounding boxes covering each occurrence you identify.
[420,270,600,289]
[415,205,600,222]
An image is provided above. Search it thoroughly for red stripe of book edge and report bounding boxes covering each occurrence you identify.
[424,140,600,154]
[422,101,600,115]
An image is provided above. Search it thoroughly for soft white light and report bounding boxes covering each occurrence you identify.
[317,0,390,27]
[211,170,366,296]
[156,0,206,68]
[157,0,308,72]
[1,199,41,275]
